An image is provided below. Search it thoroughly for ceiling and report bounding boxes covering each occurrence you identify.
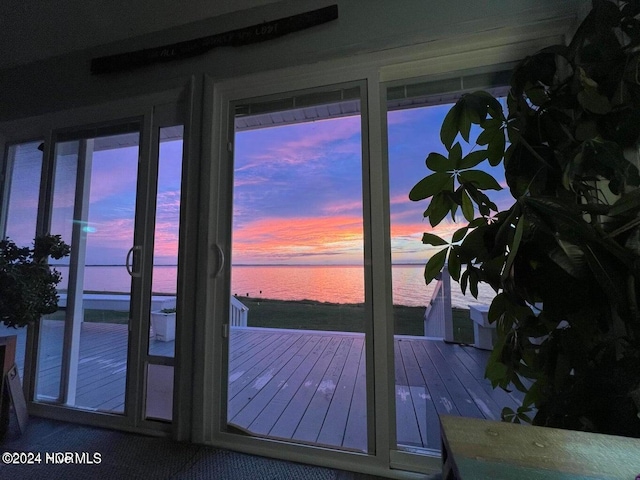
[0,0,281,69]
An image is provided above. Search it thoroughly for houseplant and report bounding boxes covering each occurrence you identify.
[0,234,70,437]
[150,307,176,342]
[0,234,70,328]
[410,0,640,437]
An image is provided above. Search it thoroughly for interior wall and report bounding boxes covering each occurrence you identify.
[0,0,588,122]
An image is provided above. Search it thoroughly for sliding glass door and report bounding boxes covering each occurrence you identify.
[35,125,142,413]
[385,72,516,457]
[0,91,191,429]
[221,83,373,453]
[0,140,45,379]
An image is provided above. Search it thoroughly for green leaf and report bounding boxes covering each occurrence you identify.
[409,172,451,201]
[424,248,449,284]
[459,105,472,142]
[421,233,448,246]
[452,226,468,243]
[577,87,612,114]
[501,407,516,422]
[450,142,463,168]
[487,129,506,166]
[425,152,450,172]
[485,360,509,386]
[488,293,506,326]
[583,245,625,304]
[461,190,474,222]
[441,103,462,149]
[469,269,479,298]
[501,215,525,282]
[523,197,631,263]
[610,189,640,216]
[458,170,502,190]
[459,150,488,169]
[548,241,585,278]
[460,270,469,294]
[525,86,549,106]
[476,129,493,146]
[449,200,459,222]
[448,247,461,281]
[427,192,451,226]
[463,93,490,124]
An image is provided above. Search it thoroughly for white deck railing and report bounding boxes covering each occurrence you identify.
[230,296,249,327]
[58,293,176,312]
[58,293,248,327]
[423,266,454,342]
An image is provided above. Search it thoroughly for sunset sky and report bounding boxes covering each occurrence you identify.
[230,102,513,265]
[7,101,513,266]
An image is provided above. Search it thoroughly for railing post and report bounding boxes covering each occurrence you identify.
[229,296,248,327]
[423,265,453,341]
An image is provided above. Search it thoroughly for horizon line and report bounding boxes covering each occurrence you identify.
[53,262,426,267]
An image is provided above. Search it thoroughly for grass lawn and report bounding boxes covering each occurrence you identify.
[238,296,475,344]
[51,296,476,345]
[45,309,130,324]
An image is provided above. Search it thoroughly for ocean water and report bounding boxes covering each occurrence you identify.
[55,264,495,308]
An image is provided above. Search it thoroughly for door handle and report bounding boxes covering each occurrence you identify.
[215,244,225,278]
[126,245,142,277]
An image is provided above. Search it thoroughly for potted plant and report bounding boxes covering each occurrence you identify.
[0,234,70,437]
[150,307,176,342]
[0,234,70,329]
[410,0,640,437]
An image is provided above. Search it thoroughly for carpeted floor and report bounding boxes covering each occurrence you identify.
[0,416,442,480]
[0,416,342,479]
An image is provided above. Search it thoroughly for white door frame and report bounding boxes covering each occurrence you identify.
[0,83,194,437]
[198,18,573,477]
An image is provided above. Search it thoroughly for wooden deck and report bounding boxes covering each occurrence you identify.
[227,327,522,452]
[1,323,522,452]
[0,319,173,412]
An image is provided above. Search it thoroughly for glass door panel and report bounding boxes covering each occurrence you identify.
[386,83,513,453]
[227,88,368,452]
[148,125,184,358]
[0,140,44,380]
[144,125,184,422]
[36,129,140,414]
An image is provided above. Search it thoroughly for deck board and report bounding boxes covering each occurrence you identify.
[396,340,425,447]
[411,338,460,418]
[268,336,342,439]
[293,337,354,443]
[342,343,367,452]
[245,335,333,436]
[316,337,363,447]
[3,323,521,452]
[422,340,484,419]
[228,334,310,419]
[229,335,318,427]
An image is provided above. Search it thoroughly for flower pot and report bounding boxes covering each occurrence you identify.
[150,311,176,342]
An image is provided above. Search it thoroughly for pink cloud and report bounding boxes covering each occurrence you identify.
[237,116,361,170]
[232,215,364,264]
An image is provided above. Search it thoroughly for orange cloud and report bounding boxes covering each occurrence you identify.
[232,215,364,264]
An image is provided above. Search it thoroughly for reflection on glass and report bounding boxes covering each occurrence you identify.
[35,140,79,403]
[388,100,510,453]
[148,126,184,358]
[36,131,140,413]
[0,140,43,381]
[228,94,367,452]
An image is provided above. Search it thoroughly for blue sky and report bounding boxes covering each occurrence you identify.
[7,102,513,266]
[230,102,513,265]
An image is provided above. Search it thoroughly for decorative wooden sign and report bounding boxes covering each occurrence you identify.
[6,364,28,434]
[91,5,338,74]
